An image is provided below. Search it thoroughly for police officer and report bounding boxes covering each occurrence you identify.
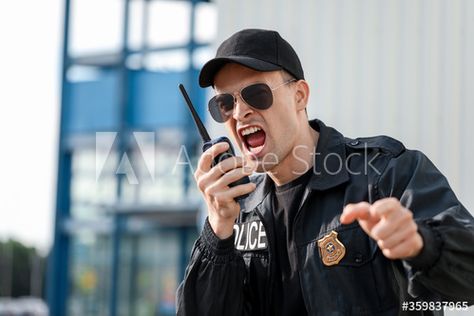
[177,28,474,315]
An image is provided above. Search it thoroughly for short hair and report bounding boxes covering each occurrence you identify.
[279,70,308,116]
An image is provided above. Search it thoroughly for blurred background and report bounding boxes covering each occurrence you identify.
[0,0,472,315]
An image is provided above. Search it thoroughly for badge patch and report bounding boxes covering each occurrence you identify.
[233,220,267,251]
[317,230,346,266]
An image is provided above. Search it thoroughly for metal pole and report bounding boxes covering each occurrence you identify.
[47,0,72,315]
[109,0,131,315]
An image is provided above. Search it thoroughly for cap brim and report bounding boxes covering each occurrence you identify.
[198,56,282,87]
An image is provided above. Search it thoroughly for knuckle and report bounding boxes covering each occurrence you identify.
[207,166,219,178]
[359,201,370,209]
[194,170,201,181]
[204,186,214,197]
[213,164,222,173]
[201,152,211,162]
[382,248,393,259]
[377,239,385,249]
[404,210,413,221]
[218,208,231,218]
[196,178,205,191]
[213,192,223,202]
[388,197,399,205]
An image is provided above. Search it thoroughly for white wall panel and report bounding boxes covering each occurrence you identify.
[210,0,474,216]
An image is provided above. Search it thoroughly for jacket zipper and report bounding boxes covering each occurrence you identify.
[292,186,313,315]
[254,196,275,316]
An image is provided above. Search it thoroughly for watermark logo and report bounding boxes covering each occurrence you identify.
[172,145,194,175]
[94,132,382,185]
[95,132,156,184]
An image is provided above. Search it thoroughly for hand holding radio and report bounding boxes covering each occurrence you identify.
[179,84,257,239]
[195,141,256,239]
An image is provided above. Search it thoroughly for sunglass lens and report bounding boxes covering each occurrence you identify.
[209,93,234,123]
[241,83,273,109]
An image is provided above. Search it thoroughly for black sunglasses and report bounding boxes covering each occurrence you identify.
[208,79,296,123]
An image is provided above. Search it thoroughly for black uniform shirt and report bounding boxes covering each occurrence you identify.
[271,169,313,316]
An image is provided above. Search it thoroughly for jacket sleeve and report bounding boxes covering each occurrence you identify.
[176,218,247,316]
[377,149,474,303]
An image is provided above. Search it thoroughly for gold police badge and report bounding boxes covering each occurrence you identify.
[317,230,346,266]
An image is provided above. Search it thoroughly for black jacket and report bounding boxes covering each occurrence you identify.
[177,119,474,315]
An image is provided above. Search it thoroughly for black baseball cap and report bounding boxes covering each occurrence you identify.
[199,28,305,87]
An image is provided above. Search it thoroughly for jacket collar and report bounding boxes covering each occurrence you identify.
[240,119,349,212]
[308,119,350,191]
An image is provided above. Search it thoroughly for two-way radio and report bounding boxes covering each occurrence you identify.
[179,84,250,200]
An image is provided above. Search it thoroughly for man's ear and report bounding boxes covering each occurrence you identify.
[294,80,310,112]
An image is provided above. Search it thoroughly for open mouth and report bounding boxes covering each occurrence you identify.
[239,125,266,157]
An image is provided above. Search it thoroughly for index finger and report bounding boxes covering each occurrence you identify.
[340,202,372,224]
[197,142,230,173]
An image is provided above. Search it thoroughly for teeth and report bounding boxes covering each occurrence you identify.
[241,126,261,136]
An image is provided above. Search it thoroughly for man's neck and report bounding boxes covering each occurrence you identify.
[268,125,319,186]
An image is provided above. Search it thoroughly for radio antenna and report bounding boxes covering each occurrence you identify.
[179,84,211,142]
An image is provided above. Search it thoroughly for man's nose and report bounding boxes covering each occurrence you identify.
[232,94,253,121]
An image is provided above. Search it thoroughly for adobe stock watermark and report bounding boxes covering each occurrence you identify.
[180,144,382,176]
[95,131,382,184]
[188,143,383,177]
[290,144,383,177]
[95,132,156,184]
